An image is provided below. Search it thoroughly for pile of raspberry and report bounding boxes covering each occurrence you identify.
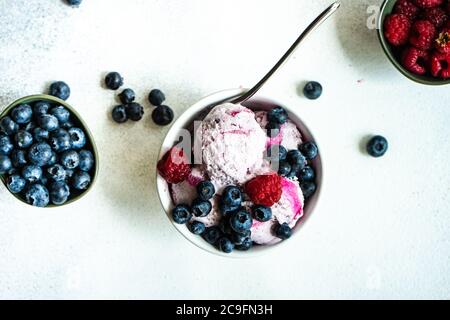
[384,0,450,79]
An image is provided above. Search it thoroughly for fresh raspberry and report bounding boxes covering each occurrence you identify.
[409,20,436,49]
[430,51,450,78]
[401,46,430,74]
[384,14,412,46]
[394,0,420,20]
[245,174,282,207]
[435,27,450,53]
[422,7,448,27]
[157,147,191,184]
[413,0,444,8]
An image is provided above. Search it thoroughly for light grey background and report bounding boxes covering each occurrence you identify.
[0,0,449,299]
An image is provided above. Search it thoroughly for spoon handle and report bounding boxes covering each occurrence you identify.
[231,2,340,105]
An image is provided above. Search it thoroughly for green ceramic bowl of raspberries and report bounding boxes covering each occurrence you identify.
[378,0,450,85]
[0,94,99,208]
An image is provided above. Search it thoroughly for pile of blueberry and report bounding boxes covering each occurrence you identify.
[265,107,319,199]
[106,71,174,126]
[172,181,292,254]
[0,82,95,207]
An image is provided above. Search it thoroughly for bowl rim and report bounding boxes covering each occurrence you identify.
[377,0,450,86]
[155,88,324,258]
[0,94,99,208]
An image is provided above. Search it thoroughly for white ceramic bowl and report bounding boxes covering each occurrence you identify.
[156,88,323,258]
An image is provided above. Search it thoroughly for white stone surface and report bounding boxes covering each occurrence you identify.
[0,0,449,299]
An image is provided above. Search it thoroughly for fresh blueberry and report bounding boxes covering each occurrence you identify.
[252,205,272,222]
[11,104,33,124]
[0,155,12,174]
[61,121,74,130]
[105,72,123,90]
[126,103,144,121]
[11,149,27,168]
[202,226,221,245]
[219,216,233,235]
[118,88,135,104]
[0,134,14,155]
[275,222,292,240]
[37,114,59,132]
[66,0,82,6]
[235,237,253,251]
[266,122,280,138]
[48,151,58,166]
[25,184,50,208]
[47,164,67,182]
[14,130,33,149]
[219,203,240,216]
[68,127,86,149]
[49,129,71,153]
[7,174,26,194]
[0,117,19,135]
[151,105,174,126]
[300,181,316,198]
[72,171,91,190]
[78,150,94,172]
[64,168,74,183]
[40,174,48,186]
[188,221,206,235]
[22,165,43,183]
[49,81,71,101]
[230,230,251,245]
[148,89,166,106]
[267,107,288,125]
[367,136,388,158]
[24,121,36,132]
[221,186,242,208]
[50,106,71,124]
[28,143,53,166]
[229,209,253,233]
[299,142,318,160]
[298,166,315,182]
[33,101,51,116]
[33,127,50,142]
[191,198,212,217]
[196,180,215,201]
[49,181,70,205]
[286,149,306,167]
[112,105,128,123]
[60,150,80,169]
[172,204,192,224]
[267,145,287,161]
[303,81,323,100]
[218,237,234,253]
[278,161,291,177]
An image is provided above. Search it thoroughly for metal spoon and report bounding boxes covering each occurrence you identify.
[229,2,340,105]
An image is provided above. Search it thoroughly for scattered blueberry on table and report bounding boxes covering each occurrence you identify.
[151,105,174,126]
[0,82,95,208]
[105,72,124,90]
[367,135,389,158]
[303,81,323,100]
[65,0,82,6]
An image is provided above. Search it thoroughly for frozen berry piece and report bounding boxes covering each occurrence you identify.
[126,102,144,121]
[367,135,389,158]
[409,20,436,50]
[252,205,272,222]
[11,104,33,124]
[196,180,215,201]
[112,105,128,123]
[118,88,135,104]
[384,14,411,46]
[148,89,166,106]
[157,147,191,184]
[401,46,429,75]
[430,51,450,78]
[221,186,242,208]
[435,28,450,53]
[191,198,212,217]
[152,105,174,126]
[422,7,448,28]
[105,72,123,90]
[49,81,71,101]
[412,0,443,9]
[275,222,292,240]
[394,0,420,20]
[245,174,282,207]
[303,81,323,100]
[229,209,253,234]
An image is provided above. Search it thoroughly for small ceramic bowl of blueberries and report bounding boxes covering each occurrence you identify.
[0,82,98,208]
